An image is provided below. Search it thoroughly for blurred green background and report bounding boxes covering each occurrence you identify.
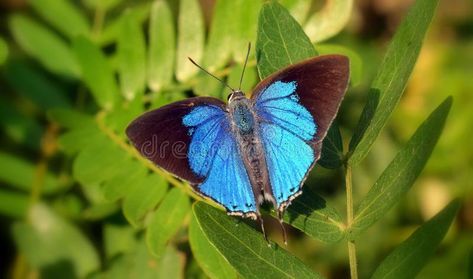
[0,0,472,278]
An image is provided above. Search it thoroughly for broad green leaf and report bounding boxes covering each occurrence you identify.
[123,174,168,227]
[0,151,66,194]
[12,203,99,278]
[4,61,71,109]
[104,224,136,260]
[29,0,89,39]
[146,188,190,257]
[0,100,42,149]
[202,0,238,71]
[350,97,452,238]
[48,108,95,130]
[304,0,353,42]
[148,0,175,91]
[58,125,102,155]
[284,188,345,243]
[0,36,8,65]
[256,1,317,79]
[348,0,440,165]
[189,214,237,279]
[316,43,363,86]
[227,64,258,94]
[193,71,225,98]
[0,189,28,218]
[73,36,118,109]
[102,159,147,201]
[318,123,344,169]
[9,14,79,77]
[193,202,323,279]
[157,246,185,279]
[232,0,260,63]
[280,0,311,23]
[371,200,460,279]
[469,249,473,278]
[176,0,204,81]
[118,10,147,100]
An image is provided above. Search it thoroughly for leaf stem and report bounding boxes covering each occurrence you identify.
[345,164,358,279]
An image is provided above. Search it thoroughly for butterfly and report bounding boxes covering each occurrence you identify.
[126,45,349,244]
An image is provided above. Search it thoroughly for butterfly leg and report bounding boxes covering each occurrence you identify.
[277,210,288,245]
[258,214,270,247]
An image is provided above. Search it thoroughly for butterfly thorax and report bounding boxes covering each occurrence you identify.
[228,95,276,209]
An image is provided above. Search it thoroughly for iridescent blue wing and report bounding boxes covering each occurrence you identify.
[251,55,349,211]
[126,97,257,216]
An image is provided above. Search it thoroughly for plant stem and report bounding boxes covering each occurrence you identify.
[345,164,358,279]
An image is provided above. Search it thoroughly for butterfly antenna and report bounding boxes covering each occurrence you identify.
[188,57,235,92]
[238,42,251,91]
[277,210,288,245]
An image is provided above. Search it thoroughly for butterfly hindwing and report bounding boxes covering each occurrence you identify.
[252,55,349,210]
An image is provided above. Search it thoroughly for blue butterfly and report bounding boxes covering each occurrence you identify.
[126,49,349,243]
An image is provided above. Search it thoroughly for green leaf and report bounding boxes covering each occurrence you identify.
[0,151,66,194]
[29,0,90,39]
[285,188,345,243]
[176,0,205,82]
[12,203,99,278]
[0,189,28,218]
[9,14,79,77]
[371,200,460,279]
[193,202,323,279]
[73,36,118,109]
[303,0,353,42]
[0,36,8,65]
[469,248,473,279]
[148,0,175,91]
[202,0,238,71]
[123,174,168,227]
[83,0,123,11]
[227,64,258,94]
[157,246,185,279]
[189,214,237,279]
[118,10,146,100]
[232,0,260,63]
[104,223,136,260]
[48,108,95,130]
[348,0,440,165]
[102,159,147,201]
[4,61,71,110]
[318,123,344,169]
[256,1,317,79]
[146,188,190,257]
[350,97,452,238]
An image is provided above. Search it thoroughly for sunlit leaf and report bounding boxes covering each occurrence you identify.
[73,36,118,109]
[189,214,237,279]
[9,14,79,77]
[193,202,323,278]
[348,0,440,165]
[118,10,146,100]
[256,1,317,79]
[371,200,460,279]
[146,188,190,258]
[232,0,260,63]
[157,245,186,279]
[350,97,452,238]
[123,174,168,227]
[148,0,175,91]
[104,224,136,260]
[304,0,353,42]
[83,0,123,11]
[29,0,90,39]
[202,0,238,71]
[176,0,205,81]
[12,203,99,278]
[280,0,311,23]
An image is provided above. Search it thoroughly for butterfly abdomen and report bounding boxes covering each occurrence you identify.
[229,97,276,209]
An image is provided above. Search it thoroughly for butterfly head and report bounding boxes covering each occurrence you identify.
[227,90,246,103]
